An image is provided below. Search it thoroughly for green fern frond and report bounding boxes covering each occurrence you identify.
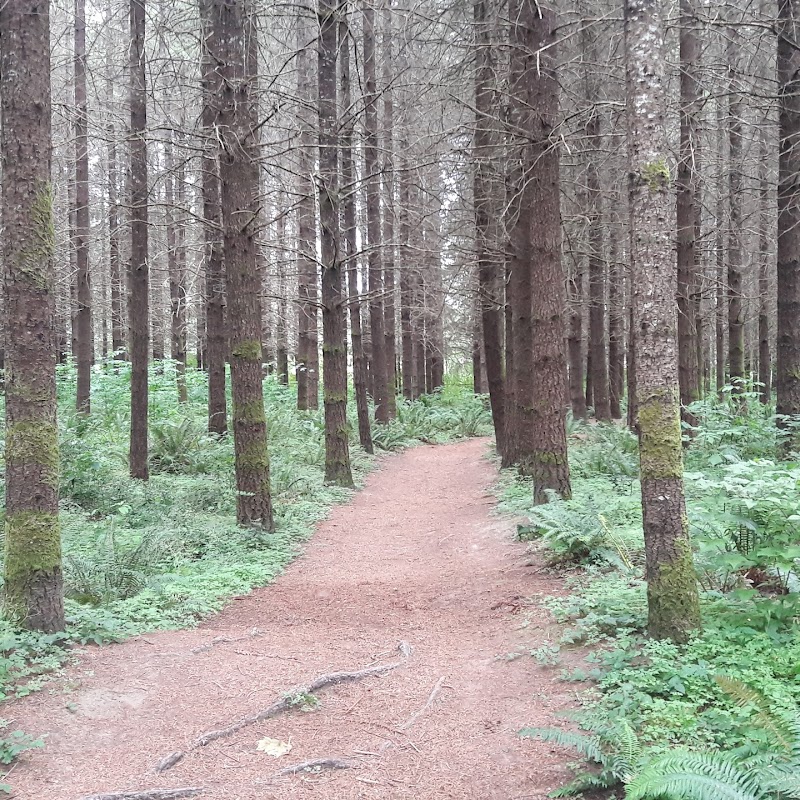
[520,727,607,766]
[550,772,619,797]
[626,752,765,800]
[715,677,795,754]
[613,718,643,778]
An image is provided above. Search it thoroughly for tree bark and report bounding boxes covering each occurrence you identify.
[608,203,624,419]
[319,0,355,486]
[527,1,571,502]
[777,0,800,433]
[625,0,700,643]
[758,130,772,404]
[296,16,320,411]
[341,6,374,453]
[214,0,274,529]
[1,0,65,632]
[677,0,701,418]
[201,0,228,434]
[129,0,149,479]
[364,0,390,421]
[75,0,92,413]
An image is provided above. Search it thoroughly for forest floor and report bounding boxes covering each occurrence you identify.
[9,438,577,800]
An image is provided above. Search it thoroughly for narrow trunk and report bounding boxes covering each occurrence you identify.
[319,0,354,486]
[341,7,373,452]
[364,0,390,421]
[108,123,125,359]
[201,0,227,434]
[777,0,800,432]
[758,130,772,403]
[75,0,92,413]
[608,205,624,418]
[1,0,65,632]
[568,260,586,419]
[129,0,149,479]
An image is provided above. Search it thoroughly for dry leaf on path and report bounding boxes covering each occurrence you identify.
[256,737,293,757]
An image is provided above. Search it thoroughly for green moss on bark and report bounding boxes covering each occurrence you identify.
[638,389,684,480]
[238,441,271,472]
[18,183,56,290]
[647,537,700,643]
[231,340,262,361]
[6,421,59,485]
[235,399,267,425]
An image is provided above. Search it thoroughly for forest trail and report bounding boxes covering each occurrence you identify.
[10,439,576,800]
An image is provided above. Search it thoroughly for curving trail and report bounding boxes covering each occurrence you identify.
[10,438,574,800]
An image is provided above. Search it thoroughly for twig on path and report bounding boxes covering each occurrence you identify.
[377,676,446,754]
[274,757,356,776]
[80,789,205,800]
[155,641,413,774]
[190,629,262,654]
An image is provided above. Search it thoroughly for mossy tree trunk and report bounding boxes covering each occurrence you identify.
[129,0,149,480]
[214,0,274,529]
[201,0,228,435]
[777,0,800,439]
[319,0,355,487]
[624,0,700,644]
[1,0,65,633]
[527,0,571,503]
[341,7,374,454]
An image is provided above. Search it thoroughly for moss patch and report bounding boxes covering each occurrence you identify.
[647,537,700,644]
[637,389,684,480]
[5,421,59,486]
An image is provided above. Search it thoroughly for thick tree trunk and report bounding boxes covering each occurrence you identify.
[296,18,320,411]
[727,26,745,389]
[319,0,354,486]
[214,0,274,529]
[1,0,65,633]
[625,0,700,643]
[777,0,800,433]
[677,0,701,418]
[364,0,390,422]
[341,8,373,453]
[201,0,227,434]
[75,0,92,413]
[527,1,571,502]
[129,0,149,479]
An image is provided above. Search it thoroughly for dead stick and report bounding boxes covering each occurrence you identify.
[275,757,355,776]
[378,676,446,754]
[156,642,412,773]
[80,789,205,800]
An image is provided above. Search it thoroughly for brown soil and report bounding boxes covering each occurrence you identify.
[9,438,576,800]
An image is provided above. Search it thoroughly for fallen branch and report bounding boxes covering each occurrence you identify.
[81,789,205,800]
[275,757,355,776]
[190,629,262,655]
[156,641,412,774]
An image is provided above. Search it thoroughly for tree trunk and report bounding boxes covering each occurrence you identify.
[677,0,700,418]
[341,6,373,453]
[777,0,800,433]
[608,203,624,419]
[625,0,700,643]
[400,160,415,402]
[758,130,772,403]
[364,0,390,422]
[214,0,274,529]
[319,0,355,486]
[167,135,188,404]
[201,0,227,434]
[296,16,320,411]
[75,0,92,413]
[382,1,398,415]
[1,0,65,633]
[568,260,586,419]
[129,0,149,480]
[108,123,125,360]
[276,203,290,385]
[715,97,726,394]
[528,1,571,502]
[727,25,745,389]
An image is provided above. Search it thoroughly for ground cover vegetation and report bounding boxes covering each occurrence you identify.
[506,388,800,799]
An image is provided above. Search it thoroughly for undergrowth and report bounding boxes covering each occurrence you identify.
[503,391,800,798]
[0,363,489,706]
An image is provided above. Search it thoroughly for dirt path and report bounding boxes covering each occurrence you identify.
[10,439,575,800]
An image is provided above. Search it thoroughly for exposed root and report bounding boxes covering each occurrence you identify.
[156,641,412,773]
[81,789,205,800]
[275,757,355,776]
